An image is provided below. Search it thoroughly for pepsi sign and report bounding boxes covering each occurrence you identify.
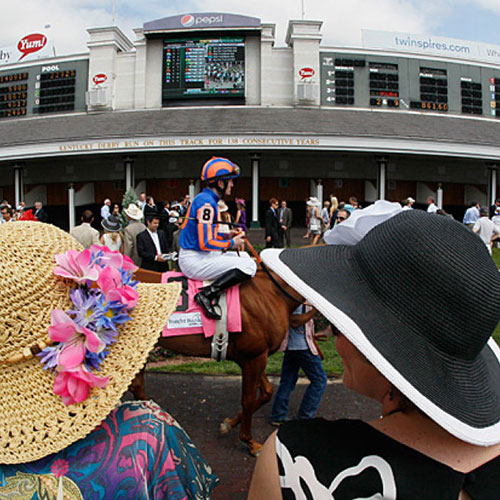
[143,13,260,33]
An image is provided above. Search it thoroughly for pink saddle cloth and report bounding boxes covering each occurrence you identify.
[161,271,242,338]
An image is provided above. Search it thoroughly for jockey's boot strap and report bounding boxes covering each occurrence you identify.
[194,268,251,320]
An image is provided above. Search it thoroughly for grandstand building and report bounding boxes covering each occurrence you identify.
[1,13,500,226]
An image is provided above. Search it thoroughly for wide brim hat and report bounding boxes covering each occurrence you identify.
[306,197,320,207]
[262,210,500,446]
[123,203,143,220]
[101,215,121,232]
[218,200,229,212]
[0,222,181,463]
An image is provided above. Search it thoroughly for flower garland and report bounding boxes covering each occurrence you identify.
[38,245,139,405]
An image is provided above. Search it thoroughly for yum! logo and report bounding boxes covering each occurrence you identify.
[181,14,223,27]
[17,33,47,61]
[93,74,107,85]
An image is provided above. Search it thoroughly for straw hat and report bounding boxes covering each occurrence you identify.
[262,210,500,446]
[123,203,143,220]
[0,222,181,464]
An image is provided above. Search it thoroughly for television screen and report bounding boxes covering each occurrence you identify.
[162,37,245,103]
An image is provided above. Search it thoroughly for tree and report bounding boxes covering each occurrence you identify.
[120,188,141,227]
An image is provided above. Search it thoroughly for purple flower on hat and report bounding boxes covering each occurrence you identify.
[38,343,63,370]
[68,288,100,328]
[95,296,131,332]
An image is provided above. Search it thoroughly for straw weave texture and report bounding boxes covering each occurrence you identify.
[0,222,181,464]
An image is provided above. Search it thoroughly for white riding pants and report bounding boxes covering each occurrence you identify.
[179,248,257,281]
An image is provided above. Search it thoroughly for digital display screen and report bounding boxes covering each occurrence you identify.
[410,68,448,112]
[0,60,87,120]
[34,69,76,114]
[0,72,28,118]
[162,37,245,103]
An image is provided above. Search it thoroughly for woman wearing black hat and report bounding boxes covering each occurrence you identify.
[249,204,500,499]
[100,215,124,253]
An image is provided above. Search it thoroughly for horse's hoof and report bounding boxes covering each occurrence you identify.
[219,418,232,435]
[249,442,263,457]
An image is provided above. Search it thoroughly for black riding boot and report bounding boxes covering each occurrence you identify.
[194,269,250,320]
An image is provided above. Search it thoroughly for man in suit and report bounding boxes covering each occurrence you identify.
[70,210,100,248]
[34,201,48,222]
[137,215,170,272]
[265,198,282,248]
[123,204,146,267]
[279,200,293,248]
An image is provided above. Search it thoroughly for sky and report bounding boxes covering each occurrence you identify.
[1,0,500,56]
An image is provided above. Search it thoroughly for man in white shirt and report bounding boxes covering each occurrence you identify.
[70,210,100,248]
[426,196,438,213]
[136,215,169,272]
[463,202,480,228]
[101,198,111,221]
[473,207,500,255]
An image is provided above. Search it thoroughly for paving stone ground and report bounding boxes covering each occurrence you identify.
[126,373,380,499]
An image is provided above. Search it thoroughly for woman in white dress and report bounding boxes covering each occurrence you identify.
[100,215,124,253]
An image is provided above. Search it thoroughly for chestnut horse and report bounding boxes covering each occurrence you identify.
[130,266,315,455]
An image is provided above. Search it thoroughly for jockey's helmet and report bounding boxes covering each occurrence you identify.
[201,157,240,182]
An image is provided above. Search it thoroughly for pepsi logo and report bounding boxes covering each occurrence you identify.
[181,14,195,27]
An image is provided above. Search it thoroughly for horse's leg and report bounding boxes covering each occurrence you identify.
[220,372,273,435]
[128,368,147,400]
[238,353,269,456]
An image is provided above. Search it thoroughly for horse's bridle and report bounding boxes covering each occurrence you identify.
[243,237,304,305]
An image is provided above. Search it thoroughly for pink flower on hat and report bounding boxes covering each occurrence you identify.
[49,310,105,369]
[53,365,109,405]
[54,249,99,284]
[90,245,138,275]
[97,266,139,308]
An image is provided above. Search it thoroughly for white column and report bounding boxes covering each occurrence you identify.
[251,153,260,227]
[437,184,444,210]
[68,183,75,231]
[488,166,498,206]
[124,157,134,192]
[13,164,24,208]
[316,179,323,207]
[377,157,387,200]
[188,179,195,200]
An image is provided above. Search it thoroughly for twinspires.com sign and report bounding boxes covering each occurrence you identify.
[362,30,500,65]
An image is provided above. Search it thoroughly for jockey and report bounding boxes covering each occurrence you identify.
[178,157,257,319]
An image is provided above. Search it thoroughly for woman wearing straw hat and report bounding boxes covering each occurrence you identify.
[100,214,124,253]
[0,222,217,498]
[249,205,500,499]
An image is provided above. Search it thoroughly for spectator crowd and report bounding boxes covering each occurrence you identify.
[4,191,500,258]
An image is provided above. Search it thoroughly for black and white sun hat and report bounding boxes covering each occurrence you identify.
[261,206,500,446]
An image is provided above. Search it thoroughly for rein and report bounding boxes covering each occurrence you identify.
[244,237,303,305]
